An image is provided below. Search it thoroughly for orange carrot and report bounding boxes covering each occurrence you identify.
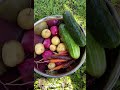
[49,59,67,63]
[50,60,75,71]
[50,64,64,71]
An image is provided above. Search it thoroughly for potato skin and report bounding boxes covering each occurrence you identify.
[57,43,66,52]
[35,43,45,55]
[41,29,51,38]
[51,36,60,45]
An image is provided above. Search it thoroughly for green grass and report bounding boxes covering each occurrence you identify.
[34,0,86,90]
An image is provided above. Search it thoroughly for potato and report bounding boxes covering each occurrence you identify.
[48,63,56,69]
[41,29,51,38]
[57,43,66,52]
[51,36,60,45]
[35,43,45,55]
[17,8,34,30]
[34,21,48,35]
[50,44,56,51]
[2,40,24,67]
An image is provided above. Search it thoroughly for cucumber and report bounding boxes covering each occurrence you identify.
[87,0,120,48]
[87,30,106,78]
[103,49,120,90]
[59,24,80,59]
[63,11,86,47]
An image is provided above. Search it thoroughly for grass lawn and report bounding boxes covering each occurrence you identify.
[34,0,86,90]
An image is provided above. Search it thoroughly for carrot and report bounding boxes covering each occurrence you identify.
[50,60,75,71]
[50,64,64,71]
[48,55,72,60]
[34,59,67,63]
[49,59,67,63]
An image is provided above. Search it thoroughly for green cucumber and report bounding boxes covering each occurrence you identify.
[63,11,86,47]
[87,0,120,48]
[87,30,106,78]
[103,50,120,90]
[59,24,80,59]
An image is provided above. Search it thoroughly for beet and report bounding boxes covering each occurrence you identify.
[50,26,59,36]
[34,34,44,45]
[18,58,34,87]
[21,30,34,53]
[47,19,60,27]
[42,50,53,60]
[43,38,51,48]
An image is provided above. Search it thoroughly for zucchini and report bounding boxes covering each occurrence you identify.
[63,11,86,47]
[59,24,80,59]
[103,50,120,90]
[87,30,106,78]
[87,0,120,48]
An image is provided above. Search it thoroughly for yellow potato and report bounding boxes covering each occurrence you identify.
[35,43,45,55]
[2,40,24,67]
[57,43,66,52]
[41,29,51,38]
[50,44,56,51]
[48,63,56,69]
[51,36,60,45]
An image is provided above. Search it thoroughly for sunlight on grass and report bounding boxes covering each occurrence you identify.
[34,76,74,90]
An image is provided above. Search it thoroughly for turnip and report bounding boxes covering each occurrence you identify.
[50,26,59,36]
[41,29,51,38]
[34,34,44,45]
[51,36,60,45]
[21,30,34,53]
[2,40,24,67]
[42,50,53,60]
[47,19,60,27]
[35,43,45,55]
[43,38,51,48]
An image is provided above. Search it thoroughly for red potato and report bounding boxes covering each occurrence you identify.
[50,26,59,36]
[42,50,53,60]
[18,58,34,86]
[21,30,34,53]
[47,19,60,27]
[34,34,44,45]
[43,38,51,48]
